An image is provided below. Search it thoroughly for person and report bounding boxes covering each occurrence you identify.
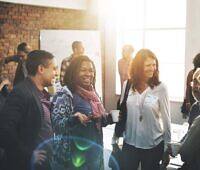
[51,73,90,169]
[60,41,84,85]
[168,68,200,170]
[0,42,31,86]
[0,79,11,110]
[62,55,112,169]
[118,45,134,89]
[0,50,57,170]
[0,79,11,170]
[113,49,171,170]
[182,53,200,118]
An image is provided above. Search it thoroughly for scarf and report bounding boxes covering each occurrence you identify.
[76,85,105,117]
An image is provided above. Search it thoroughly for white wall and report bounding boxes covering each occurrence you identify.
[103,0,200,124]
[185,0,200,75]
[0,0,87,10]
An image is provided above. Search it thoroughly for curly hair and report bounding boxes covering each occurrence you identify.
[63,55,96,92]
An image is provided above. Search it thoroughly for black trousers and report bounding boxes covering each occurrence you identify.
[122,141,164,170]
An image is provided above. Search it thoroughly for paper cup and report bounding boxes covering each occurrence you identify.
[110,110,120,122]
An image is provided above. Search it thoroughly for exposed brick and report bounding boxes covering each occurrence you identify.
[0,1,98,83]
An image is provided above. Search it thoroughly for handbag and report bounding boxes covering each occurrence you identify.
[108,144,122,169]
[114,80,131,137]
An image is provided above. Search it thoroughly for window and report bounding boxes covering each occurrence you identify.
[115,0,186,101]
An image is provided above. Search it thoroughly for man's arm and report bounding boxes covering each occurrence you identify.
[180,116,200,162]
[4,55,22,64]
[0,88,31,165]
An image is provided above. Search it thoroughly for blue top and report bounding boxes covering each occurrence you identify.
[73,93,102,145]
[72,92,112,169]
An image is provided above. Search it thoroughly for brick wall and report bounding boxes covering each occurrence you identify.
[0,1,98,83]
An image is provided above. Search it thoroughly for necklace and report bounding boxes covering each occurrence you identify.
[138,88,148,122]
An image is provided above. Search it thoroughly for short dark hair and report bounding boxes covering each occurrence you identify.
[193,53,200,70]
[17,42,27,52]
[63,55,96,92]
[72,41,82,51]
[26,50,54,76]
[130,48,160,90]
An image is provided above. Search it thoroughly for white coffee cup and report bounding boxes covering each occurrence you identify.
[110,110,120,122]
[169,142,181,157]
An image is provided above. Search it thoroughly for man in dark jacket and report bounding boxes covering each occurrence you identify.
[179,68,200,170]
[0,50,57,170]
[1,42,31,86]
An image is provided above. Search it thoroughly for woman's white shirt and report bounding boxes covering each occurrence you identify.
[121,81,171,150]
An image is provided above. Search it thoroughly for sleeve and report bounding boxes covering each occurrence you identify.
[4,55,21,63]
[180,116,200,162]
[51,90,79,135]
[159,84,171,151]
[0,88,31,165]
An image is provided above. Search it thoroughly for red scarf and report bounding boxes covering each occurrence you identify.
[76,85,105,117]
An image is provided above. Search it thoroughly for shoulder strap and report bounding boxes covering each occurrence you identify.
[121,79,131,104]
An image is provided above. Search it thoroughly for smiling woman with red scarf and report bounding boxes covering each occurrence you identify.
[62,55,113,170]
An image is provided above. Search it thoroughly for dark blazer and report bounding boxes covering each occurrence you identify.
[180,115,200,169]
[0,78,44,170]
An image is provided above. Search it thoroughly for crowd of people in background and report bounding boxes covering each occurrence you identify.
[0,41,200,170]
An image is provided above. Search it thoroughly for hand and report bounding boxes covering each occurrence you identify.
[33,150,47,165]
[112,144,120,153]
[161,151,170,168]
[74,112,89,126]
[90,114,101,120]
[0,79,11,91]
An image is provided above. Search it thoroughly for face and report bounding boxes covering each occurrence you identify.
[18,45,31,60]
[76,61,95,89]
[192,75,200,101]
[41,59,58,87]
[74,43,84,56]
[143,57,156,81]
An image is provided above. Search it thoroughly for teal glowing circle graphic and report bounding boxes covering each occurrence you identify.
[30,136,120,170]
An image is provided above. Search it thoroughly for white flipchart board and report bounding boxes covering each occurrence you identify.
[40,30,102,98]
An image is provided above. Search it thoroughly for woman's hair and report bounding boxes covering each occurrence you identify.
[193,53,200,70]
[129,48,160,90]
[63,55,96,92]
